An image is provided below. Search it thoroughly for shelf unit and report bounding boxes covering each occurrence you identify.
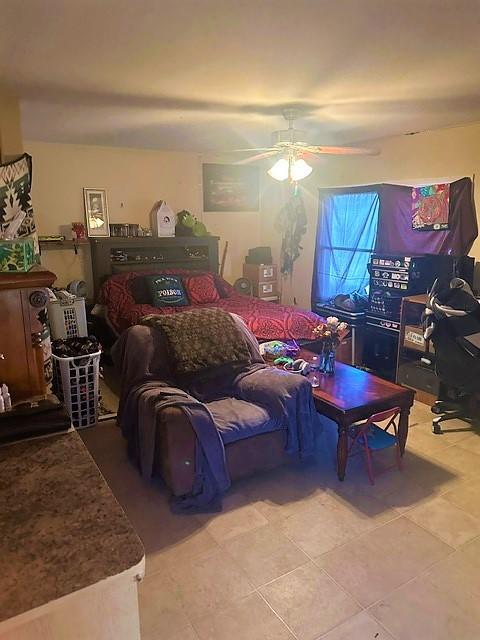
[90,236,220,298]
[396,294,438,405]
[39,239,89,255]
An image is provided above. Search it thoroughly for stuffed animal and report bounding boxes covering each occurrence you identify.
[176,210,208,237]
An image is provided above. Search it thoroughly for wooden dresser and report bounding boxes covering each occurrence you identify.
[243,263,279,302]
[0,269,56,405]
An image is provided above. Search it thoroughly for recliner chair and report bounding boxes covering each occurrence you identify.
[423,278,480,434]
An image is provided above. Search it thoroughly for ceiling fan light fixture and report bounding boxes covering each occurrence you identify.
[290,158,312,181]
[267,158,289,181]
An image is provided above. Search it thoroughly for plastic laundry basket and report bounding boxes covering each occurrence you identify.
[52,351,101,429]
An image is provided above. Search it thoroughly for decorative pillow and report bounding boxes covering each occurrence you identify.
[183,273,220,305]
[145,274,189,308]
[129,277,151,305]
[140,309,251,375]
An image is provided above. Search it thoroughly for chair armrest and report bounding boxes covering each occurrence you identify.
[154,406,196,496]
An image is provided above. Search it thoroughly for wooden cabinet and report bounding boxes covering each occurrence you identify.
[0,270,56,404]
[243,263,279,301]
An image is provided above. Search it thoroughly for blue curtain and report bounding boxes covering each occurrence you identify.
[312,189,379,304]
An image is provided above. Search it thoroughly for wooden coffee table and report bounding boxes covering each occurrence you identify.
[300,350,415,480]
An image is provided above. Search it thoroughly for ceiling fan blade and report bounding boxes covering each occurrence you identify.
[223,147,277,153]
[305,145,378,156]
[235,150,280,165]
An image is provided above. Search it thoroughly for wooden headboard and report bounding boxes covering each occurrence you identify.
[90,236,220,299]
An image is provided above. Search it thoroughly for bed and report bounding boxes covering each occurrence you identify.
[100,269,322,341]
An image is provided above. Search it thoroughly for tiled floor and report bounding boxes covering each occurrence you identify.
[81,402,480,640]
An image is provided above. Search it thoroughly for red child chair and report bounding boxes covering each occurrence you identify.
[347,407,402,485]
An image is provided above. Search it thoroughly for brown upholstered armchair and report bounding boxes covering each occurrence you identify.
[113,321,317,499]
[155,406,291,496]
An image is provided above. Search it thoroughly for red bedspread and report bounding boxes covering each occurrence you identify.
[101,270,321,341]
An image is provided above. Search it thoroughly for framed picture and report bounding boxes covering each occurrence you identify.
[203,163,259,212]
[83,188,110,237]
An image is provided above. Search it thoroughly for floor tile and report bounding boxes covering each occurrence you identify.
[318,611,394,640]
[241,466,326,522]
[138,572,190,640]
[167,547,254,620]
[279,504,344,557]
[318,516,453,606]
[405,495,480,548]
[378,475,438,513]
[193,593,294,640]
[442,476,480,518]
[370,575,480,640]
[143,624,200,640]
[224,523,309,587]
[259,562,360,640]
[426,536,480,600]
[146,527,219,576]
[428,445,480,477]
[406,426,455,455]
[195,493,269,543]
[401,449,467,494]
[280,492,397,559]
[455,431,480,455]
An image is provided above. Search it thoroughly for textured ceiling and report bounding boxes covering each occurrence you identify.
[2,0,480,152]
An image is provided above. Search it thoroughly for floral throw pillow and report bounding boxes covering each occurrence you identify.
[183,273,220,305]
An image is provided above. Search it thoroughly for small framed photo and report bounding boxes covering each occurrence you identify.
[83,188,110,237]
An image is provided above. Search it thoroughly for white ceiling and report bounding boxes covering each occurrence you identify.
[2,0,480,152]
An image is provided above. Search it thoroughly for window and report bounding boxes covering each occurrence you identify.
[312,188,379,304]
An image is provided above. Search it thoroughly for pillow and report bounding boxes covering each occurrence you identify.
[129,277,151,305]
[145,274,189,308]
[183,273,220,305]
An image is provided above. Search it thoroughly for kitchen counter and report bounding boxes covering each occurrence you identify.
[0,430,145,637]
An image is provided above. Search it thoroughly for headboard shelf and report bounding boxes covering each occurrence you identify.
[90,236,219,299]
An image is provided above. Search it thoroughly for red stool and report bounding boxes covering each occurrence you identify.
[347,407,402,485]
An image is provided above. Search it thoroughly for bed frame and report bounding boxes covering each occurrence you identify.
[90,236,219,299]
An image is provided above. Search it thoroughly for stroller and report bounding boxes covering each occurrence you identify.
[423,278,480,434]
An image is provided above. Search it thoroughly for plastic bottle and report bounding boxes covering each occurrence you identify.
[1,384,11,410]
[308,370,320,388]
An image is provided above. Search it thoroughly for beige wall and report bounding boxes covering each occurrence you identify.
[262,121,480,308]
[27,141,262,296]
[0,89,23,162]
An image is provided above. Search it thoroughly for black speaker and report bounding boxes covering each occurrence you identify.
[245,246,272,265]
[233,278,253,295]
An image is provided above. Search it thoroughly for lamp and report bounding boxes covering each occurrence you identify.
[290,158,312,181]
[267,157,312,182]
[267,158,289,181]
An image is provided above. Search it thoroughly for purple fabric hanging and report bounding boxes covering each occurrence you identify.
[375,177,477,255]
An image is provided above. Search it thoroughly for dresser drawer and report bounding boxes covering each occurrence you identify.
[255,281,278,297]
[243,263,277,283]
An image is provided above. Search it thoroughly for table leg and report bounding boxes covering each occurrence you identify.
[398,407,410,455]
[337,423,348,481]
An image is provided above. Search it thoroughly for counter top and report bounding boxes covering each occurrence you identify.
[0,430,145,623]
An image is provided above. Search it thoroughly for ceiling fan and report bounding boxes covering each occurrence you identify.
[228,109,377,181]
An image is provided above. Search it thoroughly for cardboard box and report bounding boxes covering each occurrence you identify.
[0,237,36,272]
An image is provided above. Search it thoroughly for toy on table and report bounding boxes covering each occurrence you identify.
[273,356,294,366]
[259,340,299,360]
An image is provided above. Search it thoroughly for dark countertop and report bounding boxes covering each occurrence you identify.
[0,430,145,623]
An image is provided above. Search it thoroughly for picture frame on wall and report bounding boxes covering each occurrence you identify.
[83,188,110,237]
[202,163,259,212]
